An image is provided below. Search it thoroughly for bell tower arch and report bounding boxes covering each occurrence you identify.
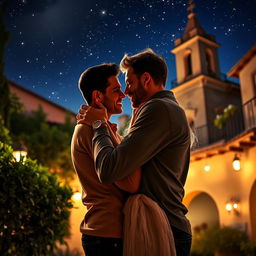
[171,0,241,146]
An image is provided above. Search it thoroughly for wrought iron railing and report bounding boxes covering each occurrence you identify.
[193,97,256,149]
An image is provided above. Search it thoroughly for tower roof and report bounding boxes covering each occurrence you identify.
[174,1,216,47]
[183,13,213,41]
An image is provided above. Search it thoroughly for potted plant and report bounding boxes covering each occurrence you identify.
[214,104,238,129]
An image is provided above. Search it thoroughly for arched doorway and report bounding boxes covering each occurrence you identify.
[185,191,220,233]
[249,180,256,241]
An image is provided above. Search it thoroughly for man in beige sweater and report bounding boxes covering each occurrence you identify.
[71,63,140,256]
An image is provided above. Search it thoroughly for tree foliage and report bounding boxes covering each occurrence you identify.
[9,105,75,183]
[0,142,73,256]
[0,0,11,127]
[0,116,12,145]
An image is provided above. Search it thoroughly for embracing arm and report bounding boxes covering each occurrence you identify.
[114,168,141,193]
[93,101,172,183]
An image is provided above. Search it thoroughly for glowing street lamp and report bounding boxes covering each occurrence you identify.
[13,142,27,162]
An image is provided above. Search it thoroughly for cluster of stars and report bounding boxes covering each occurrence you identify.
[3,0,256,112]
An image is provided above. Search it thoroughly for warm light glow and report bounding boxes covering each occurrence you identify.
[233,203,238,209]
[204,165,211,172]
[73,191,82,201]
[13,151,27,162]
[233,159,240,171]
[225,203,233,211]
[232,154,241,171]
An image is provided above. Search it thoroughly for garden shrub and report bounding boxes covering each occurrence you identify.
[0,142,73,256]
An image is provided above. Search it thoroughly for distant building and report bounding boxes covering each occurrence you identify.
[9,81,76,124]
[118,114,131,129]
[171,4,256,241]
[228,45,256,131]
[118,114,131,135]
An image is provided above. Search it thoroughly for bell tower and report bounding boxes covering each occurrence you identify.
[172,1,221,84]
[171,0,241,146]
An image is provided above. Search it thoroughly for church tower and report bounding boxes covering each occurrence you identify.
[171,0,241,146]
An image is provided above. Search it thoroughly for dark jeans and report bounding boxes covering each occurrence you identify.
[81,234,123,256]
[172,226,192,256]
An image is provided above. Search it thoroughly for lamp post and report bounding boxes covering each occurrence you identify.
[13,141,27,162]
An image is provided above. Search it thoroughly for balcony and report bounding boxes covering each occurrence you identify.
[193,97,256,149]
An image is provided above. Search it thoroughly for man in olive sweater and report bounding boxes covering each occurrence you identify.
[78,49,192,256]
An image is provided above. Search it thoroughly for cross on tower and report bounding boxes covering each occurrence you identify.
[187,0,196,13]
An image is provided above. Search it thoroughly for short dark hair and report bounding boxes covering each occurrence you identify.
[78,63,120,104]
[120,48,168,86]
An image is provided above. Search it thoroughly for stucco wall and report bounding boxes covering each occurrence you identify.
[239,55,256,104]
[185,146,256,238]
[10,83,76,124]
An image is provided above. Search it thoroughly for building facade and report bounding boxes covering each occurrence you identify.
[171,6,256,242]
[9,81,76,124]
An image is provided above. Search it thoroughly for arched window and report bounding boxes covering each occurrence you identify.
[206,49,215,75]
[184,50,192,78]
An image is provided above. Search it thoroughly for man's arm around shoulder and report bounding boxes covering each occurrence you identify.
[93,100,172,183]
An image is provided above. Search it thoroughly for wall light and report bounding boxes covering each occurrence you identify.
[204,165,211,172]
[225,203,233,213]
[232,154,241,171]
[225,199,240,216]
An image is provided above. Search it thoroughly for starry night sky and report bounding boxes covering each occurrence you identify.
[3,0,256,124]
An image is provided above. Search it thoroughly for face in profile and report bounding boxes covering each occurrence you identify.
[101,76,125,114]
[125,68,148,108]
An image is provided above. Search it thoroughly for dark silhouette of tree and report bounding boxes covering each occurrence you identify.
[0,0,10,127]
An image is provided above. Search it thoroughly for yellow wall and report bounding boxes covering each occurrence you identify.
[185,146,256,238]
[239,55,256,104]
[65,178,86,255]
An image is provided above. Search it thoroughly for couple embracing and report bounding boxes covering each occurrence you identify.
[71,49,192,256]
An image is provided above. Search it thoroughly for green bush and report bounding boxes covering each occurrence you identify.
[0,142,73,256]
[9,106,75,183]
[0,116,12,145]
[192,226,256,256]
